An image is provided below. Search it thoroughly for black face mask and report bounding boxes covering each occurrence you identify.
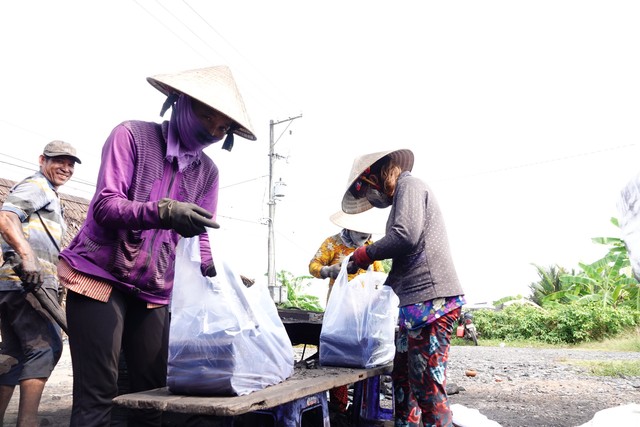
[366,187,392,209]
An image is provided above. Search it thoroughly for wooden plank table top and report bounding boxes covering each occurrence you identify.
[113,363,392,417]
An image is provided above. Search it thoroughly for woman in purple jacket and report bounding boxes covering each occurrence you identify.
[58,66,256,426]
[343,149,466,427]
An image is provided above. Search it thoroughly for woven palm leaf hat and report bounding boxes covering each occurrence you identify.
[147,65,257,146]
[329,210,385,235]
[341,149,414,214]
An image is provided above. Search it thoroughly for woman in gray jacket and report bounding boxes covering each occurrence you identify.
[343,149,466,427]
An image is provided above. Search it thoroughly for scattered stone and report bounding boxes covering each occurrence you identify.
[447,383,461,395]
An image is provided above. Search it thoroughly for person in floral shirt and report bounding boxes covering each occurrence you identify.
[309,210,384,300]
[308,210,384,417]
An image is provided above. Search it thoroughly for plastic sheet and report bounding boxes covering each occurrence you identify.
[576,403,640,427]
[617,174,640,281]
[319,259,399,368]
[450,404,503,427]
[167,238,294,396]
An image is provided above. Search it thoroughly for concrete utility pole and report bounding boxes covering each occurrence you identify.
[267,115,302,301]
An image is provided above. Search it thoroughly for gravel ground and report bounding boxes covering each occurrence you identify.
[446,345,640,427]
[2,342,639,426]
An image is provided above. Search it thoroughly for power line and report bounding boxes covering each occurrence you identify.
[182,0,298,112]
[0,151,268,192]
[0,152,35,167]
[274,228,311,254]
[153,0,229,62]
[274,120,296,147]
[219,175,268,190]
[134,0,294,114]
[216,214,263,225]
[133,0,209,61]
[3,140,635,191]
[435,143,638,183]
[0,160,96,187]
[182,0,254,68]
[0,118,50,140]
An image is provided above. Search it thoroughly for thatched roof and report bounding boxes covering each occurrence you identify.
[0,177,90,248]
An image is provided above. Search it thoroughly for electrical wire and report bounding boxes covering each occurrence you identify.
[132,0,209,62]
[274,120,295,146]
[274,228,313,254]
[0,159,96,187]
[153,0,229,62]
[136,0,295,113]
[434,143,638,183]
[216,214,264,225]
[182,0,300,113]
[219,175,268,190]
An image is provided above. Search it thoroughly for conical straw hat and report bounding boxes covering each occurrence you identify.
[329,210,387,235]
[147,65,257,141]
[341,149,414,214]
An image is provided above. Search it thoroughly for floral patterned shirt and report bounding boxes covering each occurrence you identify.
[309,231,384,299]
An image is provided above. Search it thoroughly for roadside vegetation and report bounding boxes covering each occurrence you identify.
[571,359,640,377]
[276,218,640,353]
[275,270,324,312]
[455,218,640,376]
[469,218,640,346]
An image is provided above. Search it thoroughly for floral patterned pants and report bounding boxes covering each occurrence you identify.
[392,308,461,427]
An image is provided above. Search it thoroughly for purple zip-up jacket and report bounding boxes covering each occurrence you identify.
[60,120,219,305]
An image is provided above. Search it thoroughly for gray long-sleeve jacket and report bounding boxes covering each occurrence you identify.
[365,171,464,307]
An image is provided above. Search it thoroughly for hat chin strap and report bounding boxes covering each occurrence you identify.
[222,124,240,151]
[160,93,179,117]
[222,132,234,151]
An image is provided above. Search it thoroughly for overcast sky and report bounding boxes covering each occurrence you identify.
[1,1,639,305]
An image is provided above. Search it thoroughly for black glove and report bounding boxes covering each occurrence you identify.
[346,261,359,275]
[12,255,44,292]
[201,263,217,277]
[157,199,220,238]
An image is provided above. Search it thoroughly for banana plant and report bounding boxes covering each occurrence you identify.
[275,270,324,312]
[544,226,640,310]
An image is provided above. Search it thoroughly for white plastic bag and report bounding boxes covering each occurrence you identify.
[617,173,640,281]
[319,258,399,368]
[167,238,294,396]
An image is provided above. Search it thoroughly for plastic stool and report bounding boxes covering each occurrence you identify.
[241,391,330,427]
[353,375,394,426]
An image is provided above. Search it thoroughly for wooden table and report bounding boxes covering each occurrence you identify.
[113,363,392,418]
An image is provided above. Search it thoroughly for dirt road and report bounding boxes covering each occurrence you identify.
[447,345,640,427]
[3,342,639,426]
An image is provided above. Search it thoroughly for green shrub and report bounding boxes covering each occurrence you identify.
[471,303,639,344]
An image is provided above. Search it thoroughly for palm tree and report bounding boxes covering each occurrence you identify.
[529,264,571,306]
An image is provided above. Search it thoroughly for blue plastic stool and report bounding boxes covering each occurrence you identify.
[352,375,394,426]
[247,391,329,426]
